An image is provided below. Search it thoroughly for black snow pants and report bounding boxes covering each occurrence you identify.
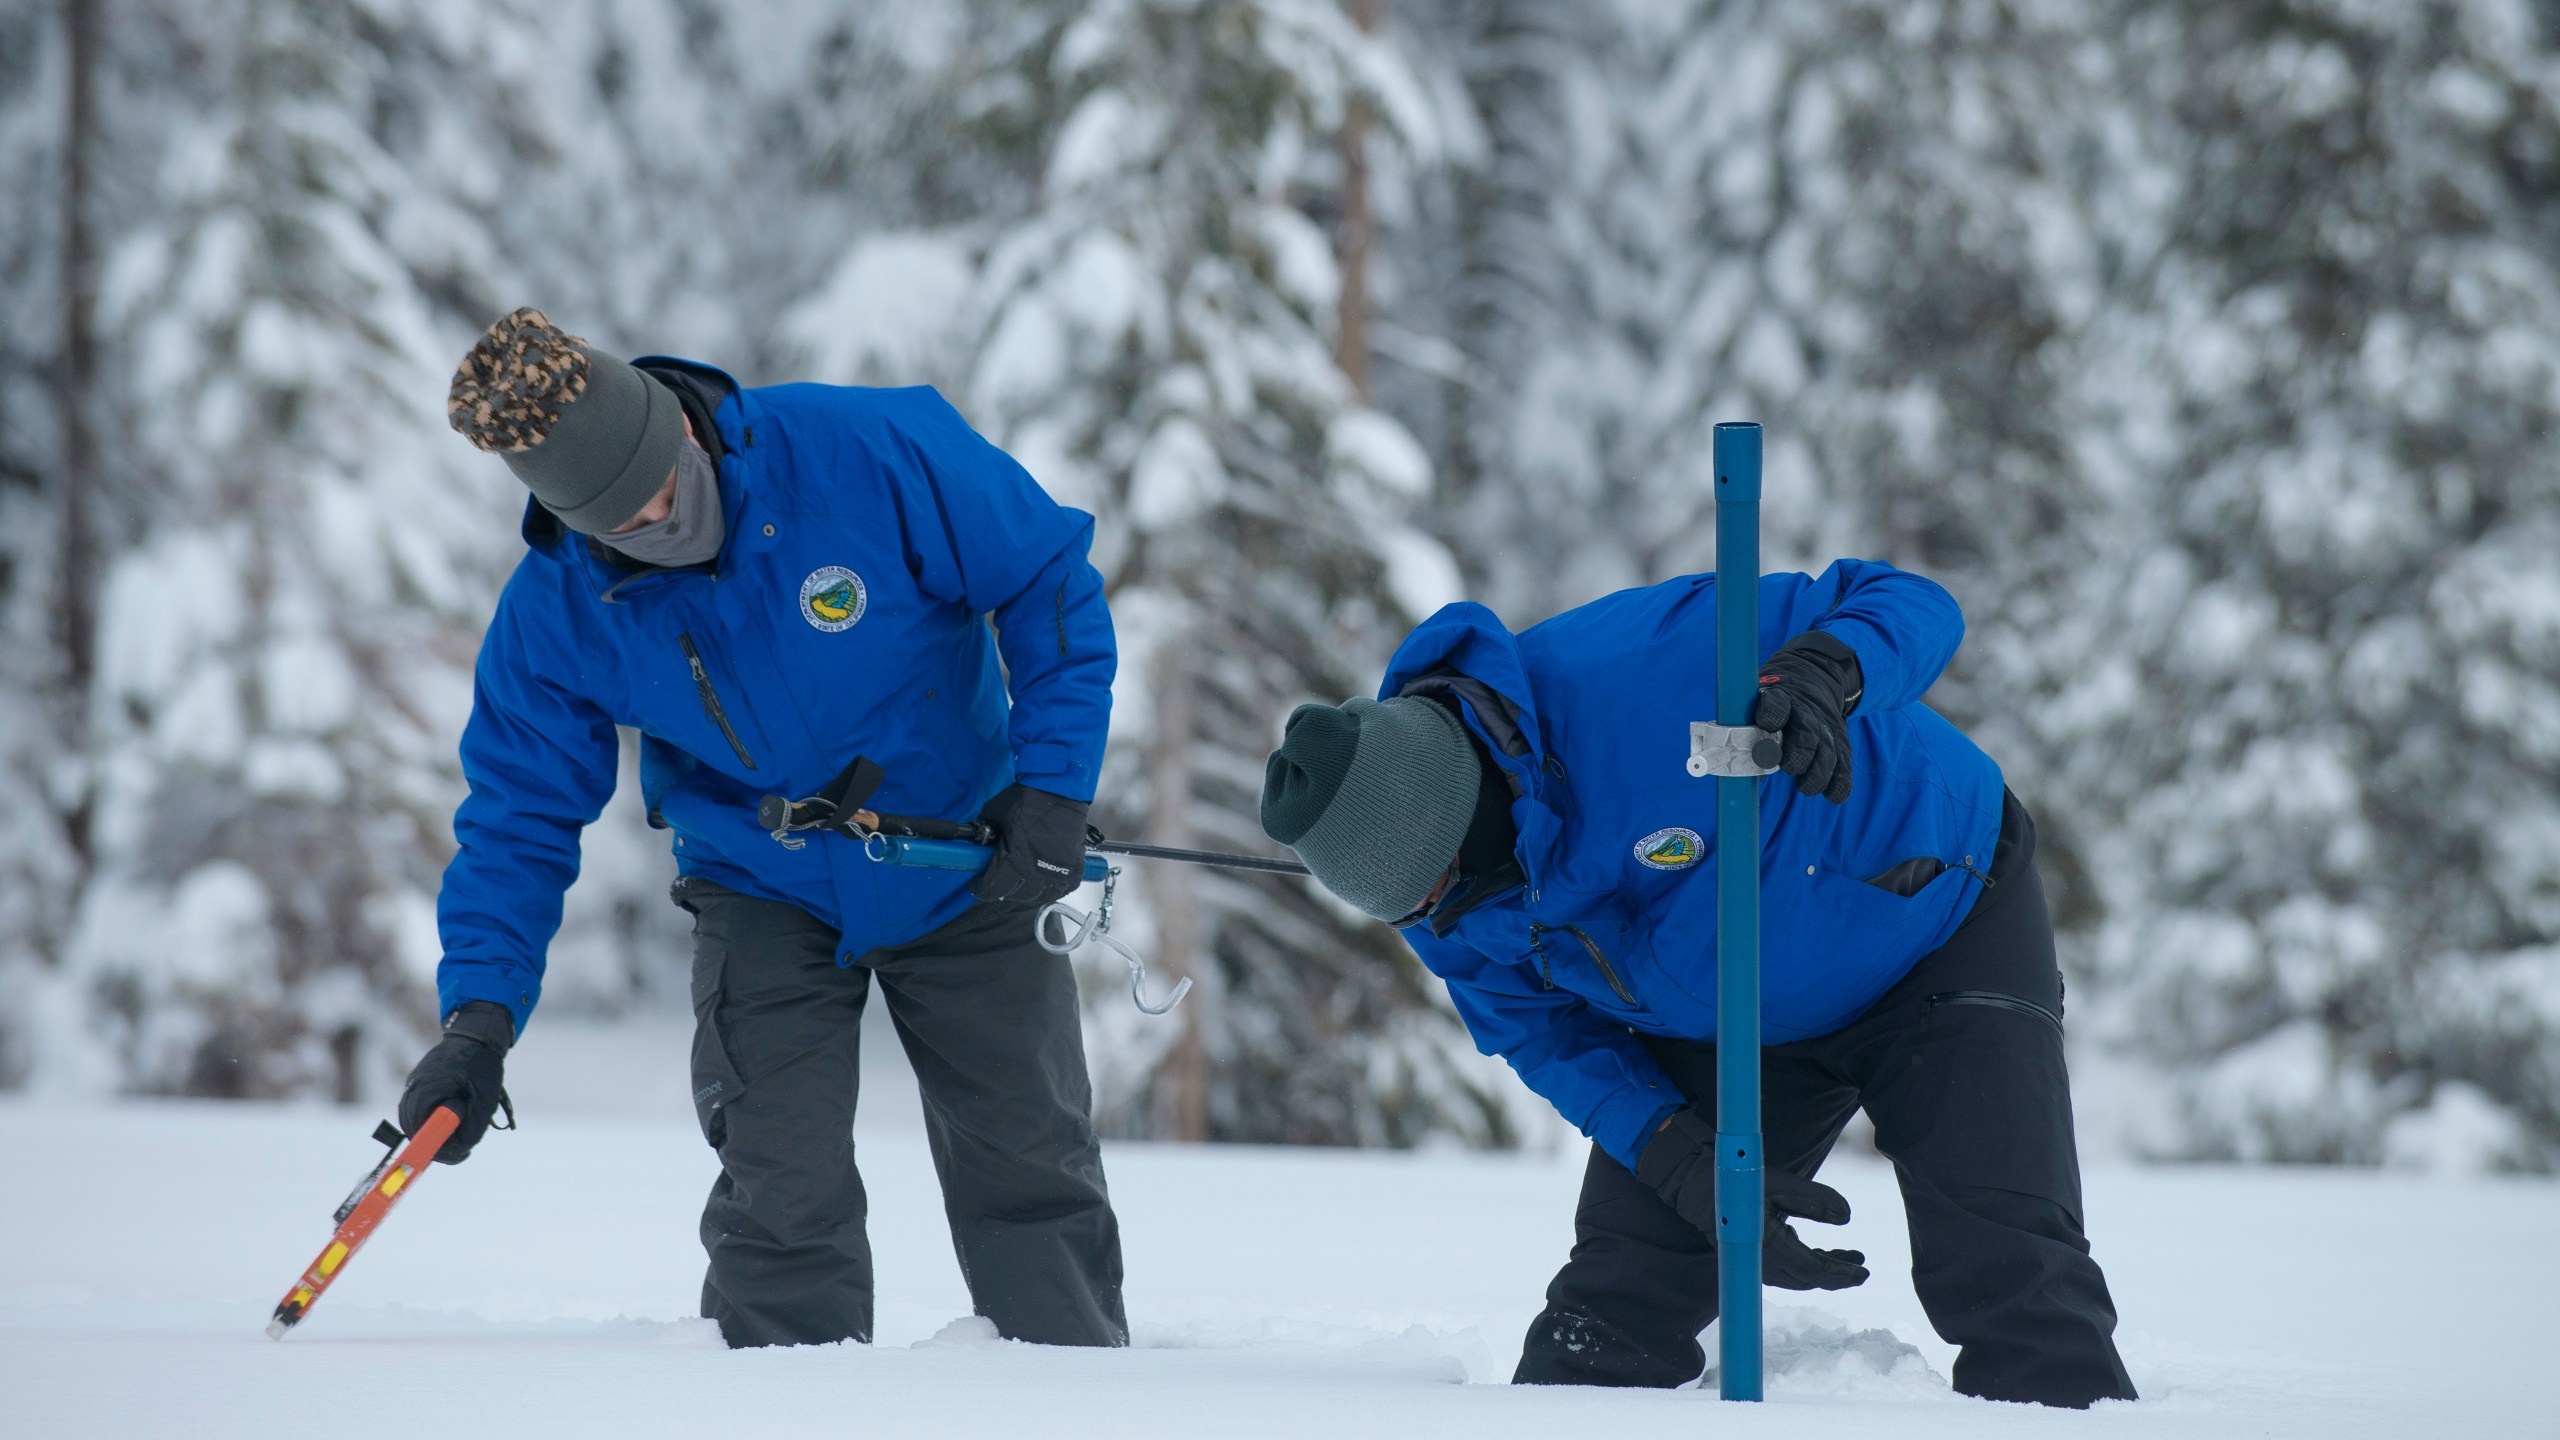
[1513,793,2137,1408]
[677,876,1128,1350]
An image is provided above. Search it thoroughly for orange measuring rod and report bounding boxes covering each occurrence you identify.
[265,1105,460,1339]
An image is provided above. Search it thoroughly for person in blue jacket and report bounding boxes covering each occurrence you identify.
[396,308,1126,1350]
[1259,560,2137,1407]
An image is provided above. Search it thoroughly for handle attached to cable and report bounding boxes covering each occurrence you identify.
[866,833,1111,883]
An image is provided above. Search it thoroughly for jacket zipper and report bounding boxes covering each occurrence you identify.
[678,632,758,771]
[1528,926,1556,989]
[1569,926,1640,1007]
[1531,922,1638,1007]
[1928,990,2061,1035]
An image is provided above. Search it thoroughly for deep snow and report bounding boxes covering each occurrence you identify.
[2,1011,2553,1438]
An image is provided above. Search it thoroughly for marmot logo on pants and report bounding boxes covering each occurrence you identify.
[800,566,867,632]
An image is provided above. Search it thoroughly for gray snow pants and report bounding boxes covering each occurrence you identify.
[676,876,1128,1350]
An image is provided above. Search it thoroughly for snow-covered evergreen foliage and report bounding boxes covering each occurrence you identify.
[2063,0,2560,1168]
[0,0,73,1089]
[39,0,559,1096]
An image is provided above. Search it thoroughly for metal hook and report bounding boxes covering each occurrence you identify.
[1032,867,1191,1016]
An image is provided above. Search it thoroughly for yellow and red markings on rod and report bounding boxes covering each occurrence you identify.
[264,1107,458,1340]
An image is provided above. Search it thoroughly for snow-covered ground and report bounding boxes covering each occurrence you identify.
[3,1011,2553,1438]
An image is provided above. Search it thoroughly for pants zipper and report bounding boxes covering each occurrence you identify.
[679,631,758,770]
[1928,989,2061,1035]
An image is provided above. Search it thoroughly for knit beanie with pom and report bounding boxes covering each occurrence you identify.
[446,308,683,535]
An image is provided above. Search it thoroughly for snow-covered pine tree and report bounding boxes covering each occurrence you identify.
[1601,0,2138,966]
[1376,0,1594,618]
[1376,0,2158,1150]
[494,0,771,363]
[762,6,1051,329]
[0,0,78,1087]
[1386,0,2120,940]
[2064,0,2560,1169]
[507,1,979,369]
[45,0,559,1098]
[787,0,1516,1147]
[1389,0,2109,628]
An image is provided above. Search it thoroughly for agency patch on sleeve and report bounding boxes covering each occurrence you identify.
[800,566,867,632]
[1634,826,1704,871]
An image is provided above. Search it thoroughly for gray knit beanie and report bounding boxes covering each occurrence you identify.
[1260,697,1481,922]
[446,307,684,535]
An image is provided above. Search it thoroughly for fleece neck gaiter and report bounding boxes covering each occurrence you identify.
[600,440,724,569]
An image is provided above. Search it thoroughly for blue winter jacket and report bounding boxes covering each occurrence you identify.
[434,361,1115,1034]
[1388,561,2003,1170]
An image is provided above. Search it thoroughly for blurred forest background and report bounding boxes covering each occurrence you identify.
[2,0,2557,1172]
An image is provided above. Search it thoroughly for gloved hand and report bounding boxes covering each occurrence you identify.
[970,783,1091,906]
[1753,630,1864,805]
[1636,1106,1869,1291]
[397,1001,516,1165]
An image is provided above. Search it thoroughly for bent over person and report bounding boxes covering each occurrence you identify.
[398,309,1126,1350]
[1259,560,2136,1407]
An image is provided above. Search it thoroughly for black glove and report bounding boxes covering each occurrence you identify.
[397,1001,515,1165]
[1636,1107,1869,1291]
[1753,630,1864,805]
[970,783,1091,906]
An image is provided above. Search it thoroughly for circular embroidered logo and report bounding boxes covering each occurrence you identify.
[1634,826,1704,871]
[799,566,867,632]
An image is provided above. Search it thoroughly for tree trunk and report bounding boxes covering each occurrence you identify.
[1149,634,1208,1141]
[1334,0,1381,401]
[1447,0,1564,508]
[58,0,101,861]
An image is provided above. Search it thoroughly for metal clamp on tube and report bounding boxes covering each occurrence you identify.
[1688,721,1782,779]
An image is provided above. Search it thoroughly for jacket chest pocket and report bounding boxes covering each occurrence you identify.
[633,626,773,778]
[678,632,759,770]
[1527,919,1649,1014]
